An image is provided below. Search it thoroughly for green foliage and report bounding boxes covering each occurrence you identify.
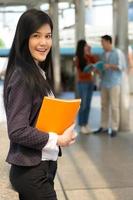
[0,38,5,48]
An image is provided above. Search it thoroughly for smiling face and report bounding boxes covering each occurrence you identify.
[29,24,52,64]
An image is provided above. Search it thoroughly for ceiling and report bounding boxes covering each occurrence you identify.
[0,0,74,7]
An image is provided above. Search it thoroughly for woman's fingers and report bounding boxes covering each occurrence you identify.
[68,139,76,145]
[66,123,76,131]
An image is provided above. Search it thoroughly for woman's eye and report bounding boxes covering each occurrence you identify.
[46,34,52,39]
[32,34,40,38]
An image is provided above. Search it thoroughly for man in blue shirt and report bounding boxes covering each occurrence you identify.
[94,35,124,137]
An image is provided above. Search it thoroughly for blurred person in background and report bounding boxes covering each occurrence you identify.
[74,39,97,134]
[94,35,124,137]
[128,45,133,73]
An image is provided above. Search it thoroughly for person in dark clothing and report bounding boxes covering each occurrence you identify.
[3,9,76,200]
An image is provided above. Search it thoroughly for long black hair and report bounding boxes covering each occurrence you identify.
[4,9,54,101]
[75,39,87,71]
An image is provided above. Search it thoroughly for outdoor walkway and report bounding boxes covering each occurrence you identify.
[1,81,133,200]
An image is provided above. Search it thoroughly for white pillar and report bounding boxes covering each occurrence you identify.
[75,0,85,44]
[113,0,128,55]
[49,1,61,94]
[113,0,130,131]
[26,3,40,9]
[112,0,118,44]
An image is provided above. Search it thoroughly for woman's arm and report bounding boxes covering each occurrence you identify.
[6,70,49,150]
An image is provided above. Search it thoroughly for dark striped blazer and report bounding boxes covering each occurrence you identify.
[5,69,51,166]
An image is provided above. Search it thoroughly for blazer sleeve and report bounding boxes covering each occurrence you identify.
[6,70,49,150]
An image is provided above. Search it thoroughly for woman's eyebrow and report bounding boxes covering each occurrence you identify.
[34,31,52,35]
[45,32,52,35]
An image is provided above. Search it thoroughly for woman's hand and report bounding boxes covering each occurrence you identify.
[57,124,77,147]
[104,63,110,69]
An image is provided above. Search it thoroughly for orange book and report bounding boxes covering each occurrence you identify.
[35,96,81,135]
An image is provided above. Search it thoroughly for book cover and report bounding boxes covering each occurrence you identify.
[83,65,94,73]
[83,61,105,73]
[93,61,105,71]
[35,97,81,135]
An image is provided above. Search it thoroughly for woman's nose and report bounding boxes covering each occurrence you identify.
[39,37,47,45]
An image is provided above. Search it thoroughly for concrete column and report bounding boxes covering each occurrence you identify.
[113,0,130,131]
[113,0,128,55]
[26,3,40,9]
[75,0,85,44]
[112,0,118,44]
[49,1,61,94]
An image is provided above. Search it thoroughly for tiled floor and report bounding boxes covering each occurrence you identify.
[1,81,133,200]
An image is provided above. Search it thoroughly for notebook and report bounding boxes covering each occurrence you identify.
[35,97,81,135]
[84,61,105,73]
[93,61,105,71]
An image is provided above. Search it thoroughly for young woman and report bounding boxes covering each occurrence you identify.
[75,40,97,134]
[3,9,76,200]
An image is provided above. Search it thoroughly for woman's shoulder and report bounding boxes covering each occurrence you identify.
[6,67,32,99]
[6,68,28,93]
[9,67,24,84]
